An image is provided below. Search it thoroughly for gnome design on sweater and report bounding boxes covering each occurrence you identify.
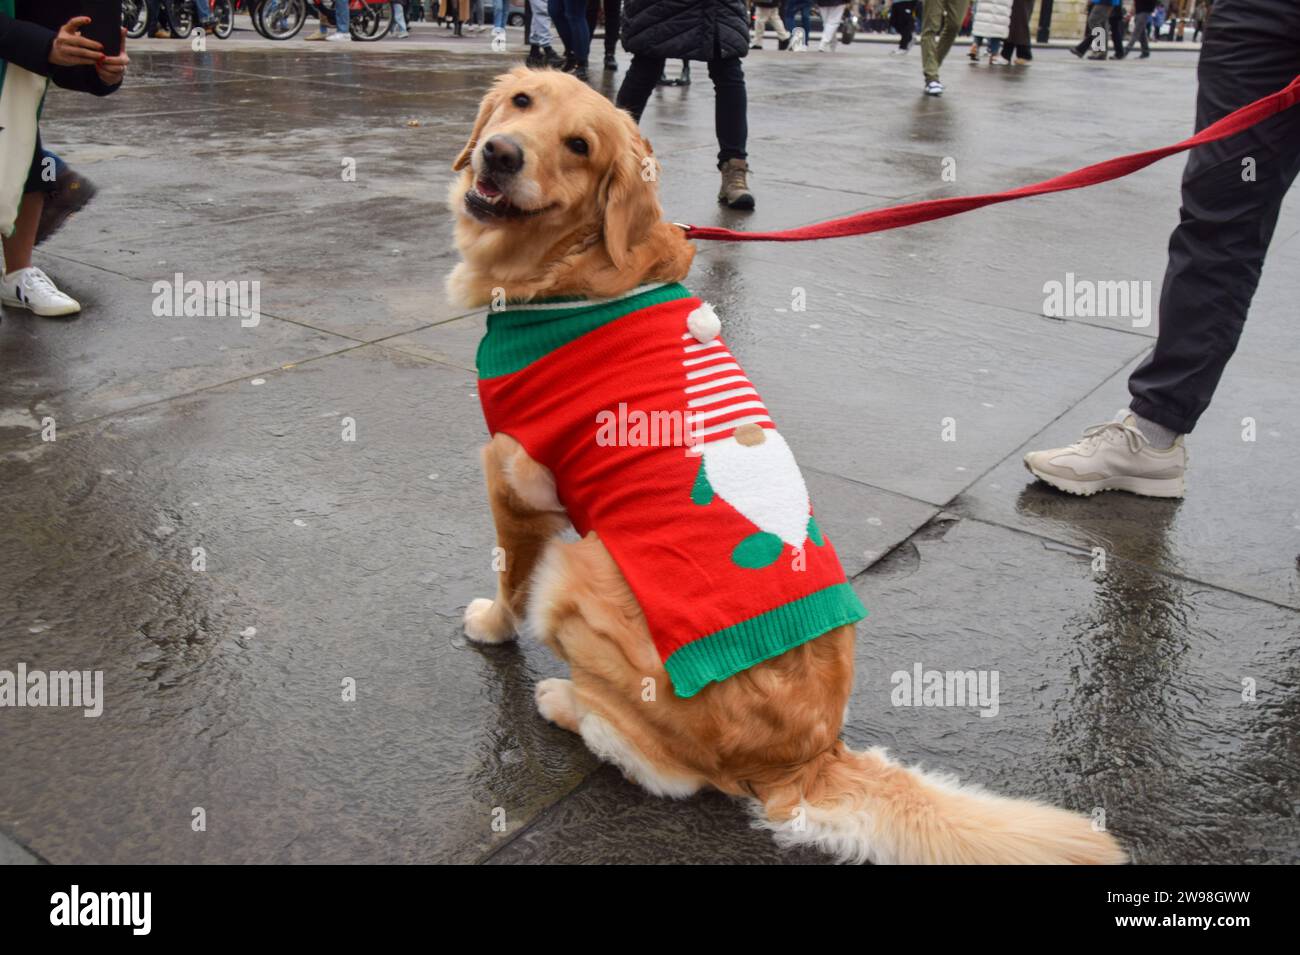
[475,283,865,697]
[683,303,823,570]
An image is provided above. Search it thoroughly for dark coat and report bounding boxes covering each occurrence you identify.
[0,13,121,95]
[621,0,751,61]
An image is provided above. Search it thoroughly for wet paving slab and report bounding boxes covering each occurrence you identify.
[2,37,1297,863]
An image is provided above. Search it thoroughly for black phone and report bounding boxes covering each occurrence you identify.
[15,0,123,58]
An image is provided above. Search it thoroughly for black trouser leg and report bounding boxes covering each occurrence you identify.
[892,2,915,48]
[708,57,748,166]
[616,54,666,121]
[1127,0,1300,433]
[603,0,619,56]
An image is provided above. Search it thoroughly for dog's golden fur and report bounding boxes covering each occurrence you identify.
[452,69,1126,864]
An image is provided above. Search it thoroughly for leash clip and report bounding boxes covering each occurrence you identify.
[672,222,693,233]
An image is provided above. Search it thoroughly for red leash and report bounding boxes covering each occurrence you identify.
[679,75,1300,243]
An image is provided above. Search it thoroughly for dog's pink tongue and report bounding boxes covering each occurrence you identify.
[476,177,502,197]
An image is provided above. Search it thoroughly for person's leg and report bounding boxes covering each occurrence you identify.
[988,36,1002,56]
[547,0,572,48]
[615,54,667,121]
[1109,6,1125,55]
[495,0,508,29]
[1074,2,1101,55]
[586,0,598,35]
[393,0,409,32]
[933,0,969,64]
[709,57,748,165]
[1139,11,1150,53]
[920,0,944,78]
[193,0,212,23]
[819,4,846,48]
[603,0,619,56]
[568,0,592,61]
[1127,0,1300,435]
[1,194,42,274]
[898,1,914,48]
[335,0,350,32]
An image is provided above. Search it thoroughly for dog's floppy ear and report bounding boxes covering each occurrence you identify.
[601,121,664,270]
[453,81,507,173]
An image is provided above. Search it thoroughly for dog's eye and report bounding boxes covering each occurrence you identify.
[512,93,531,108]
[566,137,589,156]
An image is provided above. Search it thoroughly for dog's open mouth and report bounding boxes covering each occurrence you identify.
[465,176,554,221]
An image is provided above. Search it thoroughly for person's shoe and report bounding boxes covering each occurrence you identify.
[526,43,543,67]
[1087,51,1106,59]
[543,45,564,67]
[924,79,944,95]
[778,37,790,51]
[678,62,691,85]
[1070,46,1085,58]
[392,28,410,38]
[153,28,172,38]
[454,20,463,36]
[968,44,979,60]
[1023,412,1186,498]
[562,51,576,73]
[1014,56,1031,65]
[717,158,755,210]
[891,44,910,55]
[604,54,617,71]
[573,59,589,81]
[1139,51,1150,58]
[326,31,350,41]
[304,30,329,41]
[36,169,97,247]
[0,267,81,317]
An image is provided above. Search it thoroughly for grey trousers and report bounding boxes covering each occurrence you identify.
[1127,0,1300,433]
[1125,11,1150,55]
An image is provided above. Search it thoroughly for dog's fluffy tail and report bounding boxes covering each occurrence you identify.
[750,743,1126,865]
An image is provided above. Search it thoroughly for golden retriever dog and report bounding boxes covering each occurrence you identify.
[447,68,1126,865]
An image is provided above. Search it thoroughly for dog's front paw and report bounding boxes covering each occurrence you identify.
[464,597,515,644]
[534,678,579,731]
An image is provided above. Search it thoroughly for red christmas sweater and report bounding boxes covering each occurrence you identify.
[476,282,866,698]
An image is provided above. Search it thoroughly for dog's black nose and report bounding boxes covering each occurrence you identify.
[482,136,524,176]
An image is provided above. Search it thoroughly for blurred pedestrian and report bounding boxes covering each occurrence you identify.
[968,0,1008,61]
[889,0,917,53]
[818,3,847,50]
[1126,0,1154,57]
[999,0,1033,62]
[1,13,127,317]
[306,0,351,39]
[1071,0,1111,58]
[617,0,755,209]
[586,0,620,70]
[785,0,814,49]
[549,0,591,77]
[751,0,790,49]
[921,0,972,94]
[1108,0,1127,58]
[525,0,564,64]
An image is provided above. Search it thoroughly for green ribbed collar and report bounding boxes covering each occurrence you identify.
[476,282,691,379]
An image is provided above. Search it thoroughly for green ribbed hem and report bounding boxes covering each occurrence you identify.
[476,283,691,379]
[664,583,867,699]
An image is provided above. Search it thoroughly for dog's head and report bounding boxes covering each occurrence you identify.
[447,68,692,305]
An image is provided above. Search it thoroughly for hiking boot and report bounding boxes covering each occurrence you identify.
[544,45,564,67]
[526,43,543,67]
[718,158,755,210]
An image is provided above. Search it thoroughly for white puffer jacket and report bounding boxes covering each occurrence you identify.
[971,0,1012,39]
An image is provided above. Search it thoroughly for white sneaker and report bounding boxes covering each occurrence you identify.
[1,266,81,317]
[1023,411,1186,498]
[326,30,350,41]
[924,79,944,95]
[891,46,910,55]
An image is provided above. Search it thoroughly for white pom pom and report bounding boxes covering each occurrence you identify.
[687,302,721,343]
